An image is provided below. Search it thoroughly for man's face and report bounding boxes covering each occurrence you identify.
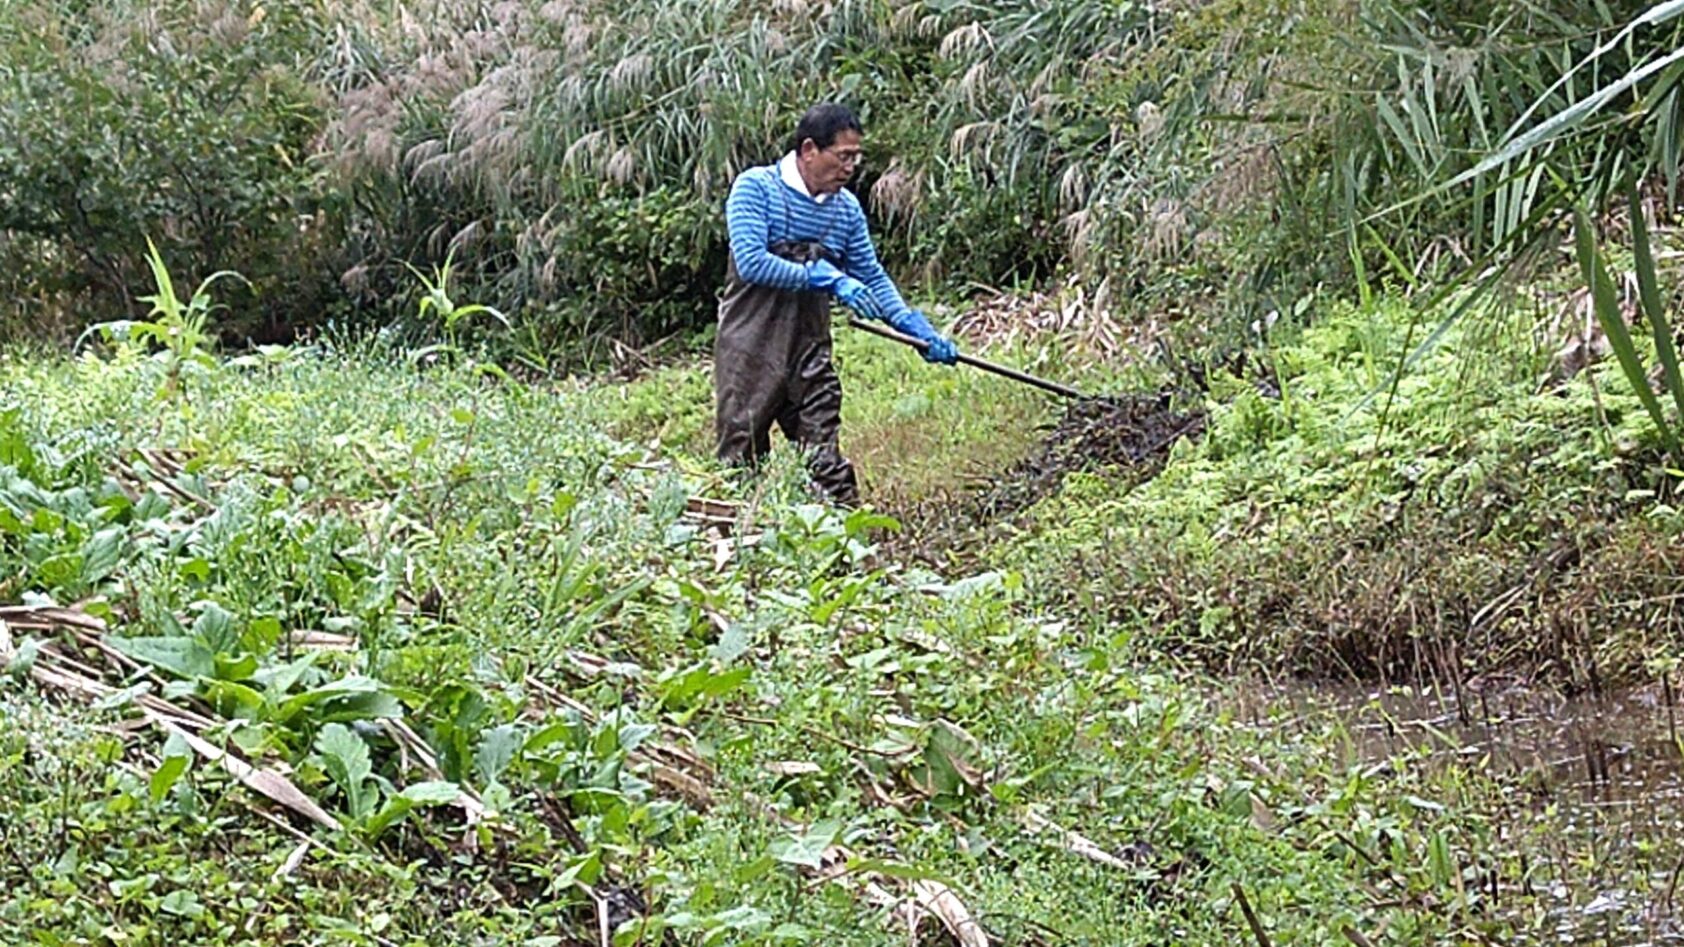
[798,129,863,195]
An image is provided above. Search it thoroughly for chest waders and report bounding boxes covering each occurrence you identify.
[714,240,859,506]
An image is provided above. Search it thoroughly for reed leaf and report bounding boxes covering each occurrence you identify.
[1628,181,1684,423]
[1574,204,1679,457]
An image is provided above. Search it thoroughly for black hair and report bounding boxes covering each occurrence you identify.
[789,103,862,153]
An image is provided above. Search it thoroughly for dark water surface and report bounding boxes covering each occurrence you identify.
[1235,681,1684,944]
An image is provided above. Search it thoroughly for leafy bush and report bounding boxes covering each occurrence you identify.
[0,0,341,342]
[998,294,1684,683]
[544,186,728,344]
[8,0,1684,365]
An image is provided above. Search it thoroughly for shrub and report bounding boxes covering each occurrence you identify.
[0,1,341,343]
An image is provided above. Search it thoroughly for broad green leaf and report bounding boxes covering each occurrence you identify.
[78,527,124,583]
[163,680,198,701]
[475,723,524,784]
[133,490,171,522]
[278,675,386,714]
[255,650,320,699]
[551,490,578,519]
[842,857,955,885]
[616,721,656,755]
[244,615,283,653]
[316,722,372,817]
[316,723,372,785]
[660,664,750,709]
[554,849,603,889]
[811,582,865,624]
[0,409,35,474]
[567,786,627,813]
[698,666,750,698]
[148,758,187,803]
[107,636,215,679]
[276,675,402,725]
[769,819,841,869]
[177,558,211,583]
[400,780,462,804]
[525,716,583,755]
[213,652,259,683]
[768,922,813,942]
[915,721,987,800]
[843,508,900,535]
[709,905,770,931]
[158,889,204,919]
[364,781,460,837]
[201,678,266,717]
[148,732,192,804]
[5,636,40,679]
[192,603,239,654]
[710,623,752,663]
[36,552,82,591]
[734,855,775,883]
[362,797,415,839]
[312,691,405,724]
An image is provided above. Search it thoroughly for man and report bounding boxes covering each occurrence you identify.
[715,103,958,506]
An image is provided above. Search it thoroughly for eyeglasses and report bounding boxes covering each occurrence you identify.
[825,146,864,167]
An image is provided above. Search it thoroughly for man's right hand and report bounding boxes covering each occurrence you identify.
[807,260,886,320]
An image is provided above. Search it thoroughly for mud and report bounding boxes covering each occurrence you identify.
[970,391,1205,521]
[891,391,1205,562]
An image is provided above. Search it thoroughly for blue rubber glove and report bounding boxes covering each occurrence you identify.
[807,260,887,320]
[888,309,959,365]
[922,335,959,365]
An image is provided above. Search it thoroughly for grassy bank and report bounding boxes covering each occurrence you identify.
[599,292,1684,690]
[994,295,1684,689]
[3,285,1680,942]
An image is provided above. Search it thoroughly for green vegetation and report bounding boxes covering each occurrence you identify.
[0,316,1642,945]
[9,0,1684,354]
[7,0,1684,943]
[999,290,1684,684]
[3,241,1683,941]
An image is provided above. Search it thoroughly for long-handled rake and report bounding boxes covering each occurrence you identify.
[847,318,1091,400]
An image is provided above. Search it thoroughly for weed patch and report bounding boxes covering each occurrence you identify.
[5,331,1657,943]
[995,295,1684,686]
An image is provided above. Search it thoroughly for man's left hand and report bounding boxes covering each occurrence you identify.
[922,335,958,365]
[889,309,959,366]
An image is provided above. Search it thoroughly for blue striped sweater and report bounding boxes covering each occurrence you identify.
[725,163,910,319]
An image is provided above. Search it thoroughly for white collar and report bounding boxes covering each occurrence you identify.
[778,151,830,203]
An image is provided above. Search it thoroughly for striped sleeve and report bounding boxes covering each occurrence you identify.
[841,196,910,319]
[725,171,809,291]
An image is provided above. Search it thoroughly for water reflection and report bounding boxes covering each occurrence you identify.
[1232,682,1684,945]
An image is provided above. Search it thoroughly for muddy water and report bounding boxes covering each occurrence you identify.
[1237,682,1684,945]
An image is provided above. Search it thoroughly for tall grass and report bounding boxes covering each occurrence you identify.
[9,0,1684,361]
[315,0,1165,335]
[1573,184,1684,460]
